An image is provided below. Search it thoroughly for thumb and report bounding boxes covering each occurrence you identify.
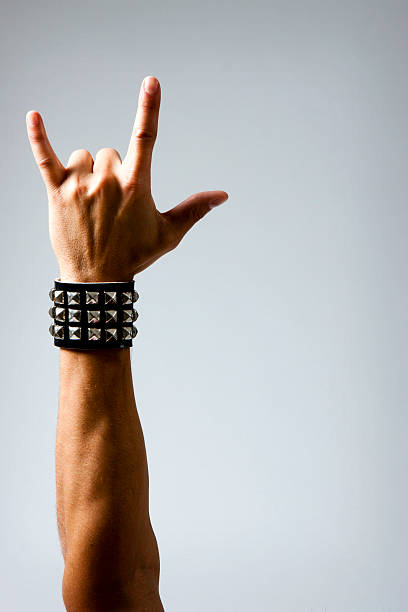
[165,190,229,239]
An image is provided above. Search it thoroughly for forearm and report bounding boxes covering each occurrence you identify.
[57,347,162,609]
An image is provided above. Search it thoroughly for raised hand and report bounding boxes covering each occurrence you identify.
[26,76,228,282]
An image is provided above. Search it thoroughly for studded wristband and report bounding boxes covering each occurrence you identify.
[49,279,139,349]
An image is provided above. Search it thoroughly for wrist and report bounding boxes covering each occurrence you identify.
[59,267,134,283]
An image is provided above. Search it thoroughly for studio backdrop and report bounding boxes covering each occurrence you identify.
[1,1,407,610]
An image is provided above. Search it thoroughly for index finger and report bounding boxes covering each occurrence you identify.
[26,111,65,189]
[123,76,161,189]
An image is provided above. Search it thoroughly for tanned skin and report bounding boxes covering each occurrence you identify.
[26,75,228,611]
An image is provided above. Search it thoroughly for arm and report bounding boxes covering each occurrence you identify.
[26,76,228,611]
[57,348,162,610]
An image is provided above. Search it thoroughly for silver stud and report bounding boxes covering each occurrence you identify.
[68,309,81,323]
[86,291,99,305]
[69,327,81,340]
[132,290,139,303]
[49,324,55,336]
[55,307,65,322]
[122,291,133,305]
[133,310,139,321]
[122,310,133,323]
[54,290,65,304]
[122,327,132,340]
[88,328,101,341]
[48,306,55,318]
[104,291,117,305]
[67,291,81,305]
[132,326,138,338]
[105,310,117,325]
[54,325,65,339]
[106,328,118,342]
[87,310,100,324]
[49,288,55,301]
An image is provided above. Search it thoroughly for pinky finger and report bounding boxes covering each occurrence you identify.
[26,110,65,189]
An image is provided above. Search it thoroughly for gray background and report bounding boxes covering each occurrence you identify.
[1,0,407,610]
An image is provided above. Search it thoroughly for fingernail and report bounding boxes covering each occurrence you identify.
[143,76,159,95]
[209,194,229,209]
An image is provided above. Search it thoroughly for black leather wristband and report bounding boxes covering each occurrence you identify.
[49,279,139,349]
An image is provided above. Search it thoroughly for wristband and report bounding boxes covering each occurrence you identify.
[48,279,139,349]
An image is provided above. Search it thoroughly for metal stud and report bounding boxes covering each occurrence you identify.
[122,327,132,340]
[105,310,117,325]
[106,328,118,342]
[49,289,55,301]
[132,326,138,338]
[49,324,55,336]
[86,291,99,305]
[67,291,81,305]
[122,310,133,323]
[87,310,100,324]
[104,291,116,305]
[48,306,55,318]
[54,325,65,339]
[68,309,81,323]
[54,290,65,304]
[122,291,133,305]
[55,307,66,322]
[133,310,139,321]
[88,328,101,341]
[69,327,81,340]
[132,290,139,303]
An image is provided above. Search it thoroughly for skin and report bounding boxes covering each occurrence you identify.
[26,75,228,611]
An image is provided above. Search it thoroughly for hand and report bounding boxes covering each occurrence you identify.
[26,76,228,282]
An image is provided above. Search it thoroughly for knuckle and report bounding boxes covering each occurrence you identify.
[71,148,89,157]
[64,174,87,199]
[134,127,156,142]
[159,215,181,251]
[122,174,145,194]
[96,147,120,159]
[140,98,156,112]
[95,173,121,192]
[30,133,45,145]
[37,156,53,170]
[186,205,203,225]
[68,149,93,167]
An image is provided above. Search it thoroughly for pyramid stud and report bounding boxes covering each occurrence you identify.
[88,328,101,341]
[49,289,55,301]
[104,291,117,305]
[49,324,55,336]
[132,326,138,338]
[122,291,133,305]
[68,309,81,323]
[86,291,99,305]
[122,327,132,340]
[69,327,81,340]
[54,325,65,339]
[87,310,100,324]
[105,310,117,325]
[48,306,55,318]
[55,307,66,322]
[54,290,65,304]
[133,310,139,321]
[122,310,133,323]
[106,328,118,342]
[132,290,139,303]
[67,291,81,305]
